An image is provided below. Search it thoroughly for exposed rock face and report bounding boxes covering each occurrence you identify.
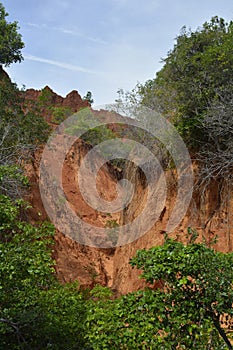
[24,86,89,121]
[28,136,233,294]
[111,166,233,294]
[27,139,119,289]
[63,90,87,110]
[22,82,233,295]
[0,65,11,80]
[54,231,114,288]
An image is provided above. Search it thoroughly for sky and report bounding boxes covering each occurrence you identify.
[3,0,233,106]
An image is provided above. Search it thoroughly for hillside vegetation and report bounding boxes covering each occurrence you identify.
[0,3,233,349]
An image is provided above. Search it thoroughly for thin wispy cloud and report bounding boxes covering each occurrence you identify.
[7,0,233,105]
[27,22,46,29]
[24,54,102,75]
[58,26,107,45]
[26,22,107,45]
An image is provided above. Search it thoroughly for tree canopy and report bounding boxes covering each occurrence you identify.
[0,3,24,66]
[0,195,88,349]
[0,72,50,199]
[130,17,233,146]
[85,231,233,349]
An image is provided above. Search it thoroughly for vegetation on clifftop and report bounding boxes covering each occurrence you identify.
[0,2,233,349]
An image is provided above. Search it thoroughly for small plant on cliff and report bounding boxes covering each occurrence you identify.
[51,106,72,124]
[65,107,116,147]
[105,219,119,245]
[83,91,94,105]
[38,86,54,107]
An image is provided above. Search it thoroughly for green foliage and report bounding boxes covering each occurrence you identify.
[137,17,233,146]
[1,282,87,350]
[0,77,50,151]
[105,219,119,245]
[86,287,226,349]
[130,232,233,349]
[0,74,50,199]
[85,230,233,349]
[90,284,113,301]
[0,7,232,349]
[0,194,88,349]
[38,86,54,107]
[85,289,163,349]
[65,108,135,173]
[0,3,24,66]
[0,165,29,199]
[105,219,119,228]
[1,163,232,350]
[51,106,72,124]
[83,91,94,105]
[0,194,20,231]
[65,107,116,147]
[196,85,233,183]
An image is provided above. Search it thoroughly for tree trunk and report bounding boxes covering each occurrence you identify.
[211,313,232,350]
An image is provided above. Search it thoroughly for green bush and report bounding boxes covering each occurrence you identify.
[51,106,73,124]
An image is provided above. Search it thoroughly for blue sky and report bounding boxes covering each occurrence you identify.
[3,0,233,105]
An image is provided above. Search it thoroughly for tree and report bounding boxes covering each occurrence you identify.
[85,230,233,349]
[0,75,50,199]
[130,231,233,349]
[197,84,233,184]
[0,194,88,349]
[51,106,72,124]
[83,91,94,105]
[0,60,50,200]
[135,17,233,146]
[0,3,24,66]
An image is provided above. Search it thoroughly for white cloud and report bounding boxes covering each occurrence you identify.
[26,22,107,45]
[24,54,103,75]
[57,26,107,45]
[27,22,44,29]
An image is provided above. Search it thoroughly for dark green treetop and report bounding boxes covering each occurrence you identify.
[0,3,24,66]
